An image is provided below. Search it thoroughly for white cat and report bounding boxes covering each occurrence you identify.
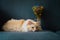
[3,19,42,32]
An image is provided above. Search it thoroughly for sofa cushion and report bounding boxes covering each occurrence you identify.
[0,31,59,40]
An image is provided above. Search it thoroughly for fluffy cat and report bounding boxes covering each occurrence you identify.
[3,19,42,32]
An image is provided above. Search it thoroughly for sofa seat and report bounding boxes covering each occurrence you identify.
[0,31,60,40]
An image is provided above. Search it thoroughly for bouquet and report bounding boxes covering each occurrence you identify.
[32,6,44,20]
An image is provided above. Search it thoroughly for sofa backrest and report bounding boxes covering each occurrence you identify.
[0,0,60,31]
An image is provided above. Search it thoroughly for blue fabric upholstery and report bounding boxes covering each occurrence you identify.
[0,0,60,31]
[56,31,60,35]
[0,0,60,40]
[0,31,60,40]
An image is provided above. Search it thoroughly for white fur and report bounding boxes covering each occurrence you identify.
[21,19,36,32]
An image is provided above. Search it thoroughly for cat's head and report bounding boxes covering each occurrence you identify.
[26,20,42,32]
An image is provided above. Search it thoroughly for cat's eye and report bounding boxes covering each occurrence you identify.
[36,27,38,29]
[32,27,34,28]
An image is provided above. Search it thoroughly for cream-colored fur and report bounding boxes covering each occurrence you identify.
[3,19,42,32]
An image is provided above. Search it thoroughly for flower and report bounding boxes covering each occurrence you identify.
[32,6,44,20]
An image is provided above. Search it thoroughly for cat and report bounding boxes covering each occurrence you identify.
[3,19,42,32]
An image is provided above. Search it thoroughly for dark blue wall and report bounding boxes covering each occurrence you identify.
[46,0,60,31]
[0,0,60,31]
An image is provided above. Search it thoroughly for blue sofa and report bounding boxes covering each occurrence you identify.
[0,0,60,40]
[0,31,60,40]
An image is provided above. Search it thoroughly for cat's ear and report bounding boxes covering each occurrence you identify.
[27,21,33,25]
